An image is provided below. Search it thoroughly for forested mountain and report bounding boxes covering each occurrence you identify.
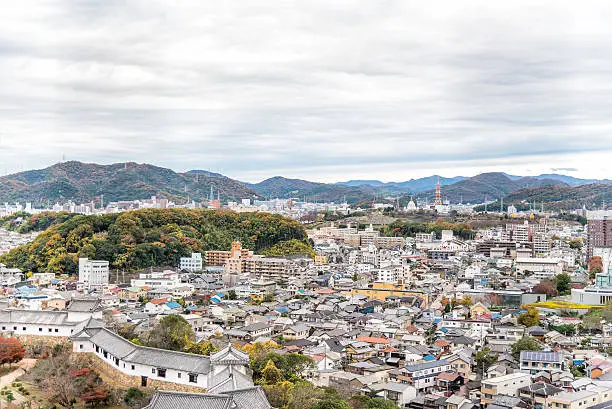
[0,208,312,273]
[417,172,568,203]
[0,161,259,205]
[246,176,373,203]
[335,175,466,193]
[500,183,612,211]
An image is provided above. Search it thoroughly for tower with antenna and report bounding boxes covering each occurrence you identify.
[433,177,442,206]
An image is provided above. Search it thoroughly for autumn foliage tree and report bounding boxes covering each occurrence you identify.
[533,281,558,298]
[0,337,25,366]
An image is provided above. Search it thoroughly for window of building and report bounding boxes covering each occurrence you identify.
[103,351,108,358]
[152,368,155,374]
[13,327,17,331]
[189,373,198,383]
[157,368,166,378]
[22,327,25,331]
[48,328,52,332]
[131,365,135,370]
[79,344,83,350]
[177,372,181,378]
[55,329,59,333]
[39,328,42,332]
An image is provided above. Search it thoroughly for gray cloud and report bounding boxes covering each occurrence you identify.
[1,0,612,182]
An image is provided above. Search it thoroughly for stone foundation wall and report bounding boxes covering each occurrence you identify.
[84,353,206,393]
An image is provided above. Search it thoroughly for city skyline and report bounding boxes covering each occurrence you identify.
[1,1,612,182]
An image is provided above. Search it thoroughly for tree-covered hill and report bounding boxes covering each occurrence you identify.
[477,183,612,212]
[0,208,312,274]
[0,161,260,205]
[416,172,568,203]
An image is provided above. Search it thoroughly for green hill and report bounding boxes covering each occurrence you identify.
[0,161,260,205]
[0,208,311,274]
[500,183,612,211]
[246,176,373,203]
[417,172,567,203]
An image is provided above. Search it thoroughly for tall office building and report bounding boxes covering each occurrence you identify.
[587,210,612,260]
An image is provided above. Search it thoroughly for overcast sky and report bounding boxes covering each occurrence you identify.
[1,1,612,183]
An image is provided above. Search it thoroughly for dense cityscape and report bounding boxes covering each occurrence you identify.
[0,173,610,409]
[2,1,612,409]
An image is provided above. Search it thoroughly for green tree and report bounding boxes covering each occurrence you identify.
[263,381,294,409]
[124,388,146,407]
[555,273,572,296]
[226,290,237,300]
[511,336,541,361]
[517,307,540,327]
[310,398,352,409]
[146,315,195,351]
[351,395,399,409]
[474,347,498,375]
[261,359,284,385]
[589,267,602,280]
[185,340,218,355]
[289,381,321,409]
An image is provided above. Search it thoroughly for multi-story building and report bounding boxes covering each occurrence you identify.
[520,351,564,375]
[480,373,532,406]
[515,257,563,279]
[545,386,612,409]
[131,271,182,289]
[250,257,300,282]
[587,210,612,260]
[78,258,109,290]
[179,253,203,272]
[389,359,451,392]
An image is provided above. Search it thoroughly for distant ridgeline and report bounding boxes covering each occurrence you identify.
[0,208,313,273]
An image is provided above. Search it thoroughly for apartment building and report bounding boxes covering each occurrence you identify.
[520,351,564,375]
[515,258,563,279]
[480,372,532,406]
[78,258,109,290]
[251,257,300,282]
[179,253,203,272]
[546,386,612,409]
[131,271,182,289]
[587,210,612,260]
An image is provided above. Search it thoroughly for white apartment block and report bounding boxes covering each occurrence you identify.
[180,253,203,272]
[481,373,532,406]
[131,271,182,289]
[515,258,563,279]
[79,258,110,289]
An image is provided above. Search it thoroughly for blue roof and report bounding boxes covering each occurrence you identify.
[165,301,182,309]
[439,327,449,333]
[573,359,585,365]
[433,317,442,324]
[423,354,436,362]
[275,307,289,313]
[215,293,225,298]
[492,313,502,319]
[186,305,197,310]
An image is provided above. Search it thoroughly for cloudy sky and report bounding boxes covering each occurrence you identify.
[1,1,612,183]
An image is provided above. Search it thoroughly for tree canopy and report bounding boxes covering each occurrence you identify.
[1,208,311,273]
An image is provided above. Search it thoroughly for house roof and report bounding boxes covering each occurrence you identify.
[143,387,270,409]
[520,351,562,363]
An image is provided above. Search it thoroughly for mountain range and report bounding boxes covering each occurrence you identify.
[0,161,609,209]
[0,161,259,205]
